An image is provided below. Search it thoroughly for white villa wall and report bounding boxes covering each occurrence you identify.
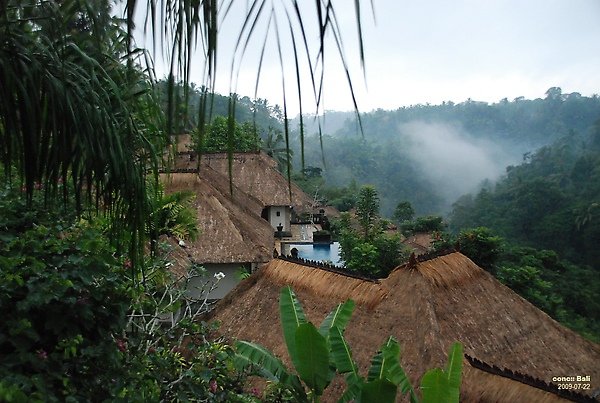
[268,206,291,231]
[186,263,242,300]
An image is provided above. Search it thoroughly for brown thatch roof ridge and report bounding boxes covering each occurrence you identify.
[161,171,273,264]
[199,152,314,209]
[262,259,387,308]
[208,252,600,402]
[465,355,597,403]
[277,255,374,281]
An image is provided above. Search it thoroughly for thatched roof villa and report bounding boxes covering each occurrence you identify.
[161,170,274,299]
[206,252,600,402]
[161,147,325,298]
[402,232,434,255]
[174,151,315,233]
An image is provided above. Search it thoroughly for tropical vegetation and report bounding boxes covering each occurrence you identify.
[292,90,600,216]
[0,185,251,401]
[335,186,408,278]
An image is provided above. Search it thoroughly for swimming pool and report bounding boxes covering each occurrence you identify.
[288,242,343,266]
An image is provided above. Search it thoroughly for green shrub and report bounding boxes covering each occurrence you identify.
[400,216,446,235]
[0,188,256,401]
[0,218,131,401]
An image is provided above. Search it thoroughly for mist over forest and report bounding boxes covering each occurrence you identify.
[291,88,600,216]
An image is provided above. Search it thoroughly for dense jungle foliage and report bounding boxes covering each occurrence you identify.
[446,123,600,341]
[449,122,600,268]
[0,186,256,402]
[291,90,600,216]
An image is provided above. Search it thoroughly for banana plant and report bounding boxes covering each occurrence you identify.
[420,342,463,403]
[234,286,463,403]
[237,287,344,401]
[333,333,417,403]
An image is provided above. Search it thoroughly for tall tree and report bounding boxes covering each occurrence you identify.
[356,185,380,239]
[393,201,415,223]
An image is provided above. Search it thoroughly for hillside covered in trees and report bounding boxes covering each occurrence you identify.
[443,122,600,340]
[292,89,600,216]
[449,121,600,268]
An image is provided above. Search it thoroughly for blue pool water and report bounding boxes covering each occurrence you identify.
[289,242,343,265]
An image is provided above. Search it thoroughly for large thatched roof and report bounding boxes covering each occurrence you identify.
[174,151,314,211]
[161,171,273,264]
[207,252,600,402]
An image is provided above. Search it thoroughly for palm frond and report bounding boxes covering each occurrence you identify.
[141,0,370,187]
[0,1,165,271]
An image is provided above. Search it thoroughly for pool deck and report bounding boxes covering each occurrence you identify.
[289,223,322,242]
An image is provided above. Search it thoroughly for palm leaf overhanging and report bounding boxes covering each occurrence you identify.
[0,0,166,269]
[137,0,370,176]
[0,0,369,272]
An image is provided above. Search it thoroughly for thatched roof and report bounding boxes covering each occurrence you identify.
[401,232,434,255]
[161,171,273,264]
[174,151,314,211]
[207,252,600,402]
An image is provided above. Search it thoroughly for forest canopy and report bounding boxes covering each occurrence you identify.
[292,91,600,216]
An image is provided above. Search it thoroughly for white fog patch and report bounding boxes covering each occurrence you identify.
[398,121,516,210]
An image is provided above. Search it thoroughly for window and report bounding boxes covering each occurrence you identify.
[276,211,281,217]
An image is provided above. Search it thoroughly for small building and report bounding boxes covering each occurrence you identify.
[261,205,292,233]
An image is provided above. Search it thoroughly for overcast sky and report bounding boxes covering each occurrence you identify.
[138,0,600,116]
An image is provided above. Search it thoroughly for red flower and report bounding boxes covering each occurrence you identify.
[116,339,127,352]
[209,379,218,393]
